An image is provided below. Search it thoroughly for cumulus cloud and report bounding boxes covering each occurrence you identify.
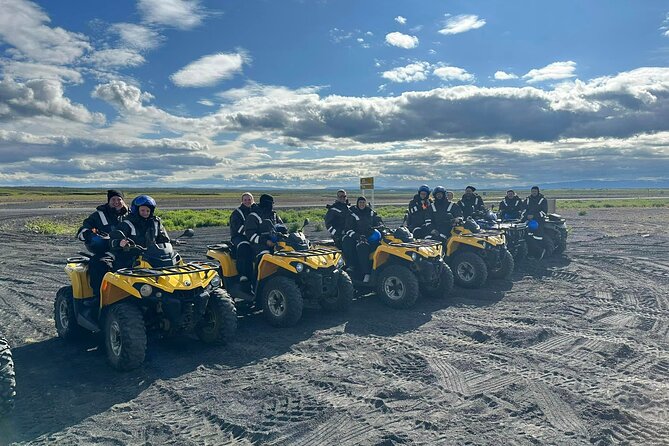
[0,61,83,84]
[433,66,474,82]
[86,48,146,68]
[110,23,163,51]
[395,16,407,25]
[382,62,431,83]
[0,0,91,64]
[92,80,154,112]
[494,71,518,80]
[523,61,577,83]
[171,52,249,87]
[438,14,486,35]
[137,0,206,30]
[385,32,419,49]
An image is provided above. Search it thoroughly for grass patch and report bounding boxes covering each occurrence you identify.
[578,210,587,216]
[558,198,669,209]
[25,219,76,235]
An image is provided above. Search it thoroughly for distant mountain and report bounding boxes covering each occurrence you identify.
[517,179,669,190]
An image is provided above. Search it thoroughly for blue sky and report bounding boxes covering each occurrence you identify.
[0,0,668,188]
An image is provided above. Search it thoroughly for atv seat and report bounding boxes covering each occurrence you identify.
[67,256,90,264]
[207,242,237,259]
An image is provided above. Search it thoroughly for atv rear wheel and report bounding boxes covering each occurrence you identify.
[377,264,419,309]
[421,264,454,299]
[104,303,147,371]
[0,338,16,417]
[542,234,556,258]
[196,288,237,343]
[54,286,85,340]
[489,249,514,280]
[319,271,353,311]
[261,276,304,327]
[451,252,488,289]
[511,242,528,263]
[554,234,567,255]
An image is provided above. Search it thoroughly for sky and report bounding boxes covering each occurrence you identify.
[0,0,668,189]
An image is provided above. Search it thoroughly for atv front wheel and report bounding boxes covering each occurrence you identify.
[54,286,85,340]
[104,303,147,371]
[261,276,304,327]
[377,264,419,309]
[450,252,488,289]
[554,234,567,255]
[421,264,454,299]
[319,271,353,311]
[196,288,237,343]
[542,234,556,258]
[0,338,16,417]
[511,242,528,263]
[489,249,514,280]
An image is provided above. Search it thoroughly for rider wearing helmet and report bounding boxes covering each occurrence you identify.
[244,194,284,265]
[458,185,485,219]
[343,197,382,283]
[407,184,432,239]
[426,186,462,240]
[499,189,524,220]
[111,195,170,269]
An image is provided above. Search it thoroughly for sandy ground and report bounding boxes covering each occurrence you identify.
[0,208,668,445]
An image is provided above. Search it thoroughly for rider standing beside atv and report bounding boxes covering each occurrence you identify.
[244,194,284,262]
[76,189,128,305]
[427,186,462,240]
[499,189,524,220]
[407,185,433,239]
[230,192,256,283]
[324,189,351,250]
[111,195,170,269]
[343,197,382,283]
[458,185,485,219]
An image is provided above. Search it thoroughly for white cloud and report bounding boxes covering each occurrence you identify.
[86,49,146,69]
[138,0,206,30]
[494,71,518,80]
[433,66,474,82]
[0,0,91,64]
[382,62,431,83]
[523,61,577,83]
[92,80,154,112]
[395,16,407,25]
[198,99,215,107]
[385,32,419,49]
[111,23,163,51]
[438,14,486,35]
[170,52,250,87]
[0,61,83,83]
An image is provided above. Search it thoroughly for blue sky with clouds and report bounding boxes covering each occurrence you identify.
[0,0,668,188]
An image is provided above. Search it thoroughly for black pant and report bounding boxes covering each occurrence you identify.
[341,236,357,268]
[342,237,372,277]
[412,225,430,239]
[235,242,254,278]
[88,254,114,297]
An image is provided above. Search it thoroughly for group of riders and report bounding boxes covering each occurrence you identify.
[76,185,549,313]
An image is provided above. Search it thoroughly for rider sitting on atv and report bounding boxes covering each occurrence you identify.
[244,194,285,269]
[76,189,128,309]
[427,186,462,240]
[407,185,432,239]
[521,186,548,256]
[110,195,170,269]
[343,197,383,283]
[498,189,524,220]
[230,192,256,284]
[458,185,485,219]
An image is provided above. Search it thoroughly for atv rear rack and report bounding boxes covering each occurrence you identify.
[115,261,219,278]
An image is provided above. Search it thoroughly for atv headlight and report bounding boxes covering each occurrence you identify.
[210,274,222,288]
[336,256,345,268]
[139,284,153,297]
[411,252,418,261]
[295,263,304,273]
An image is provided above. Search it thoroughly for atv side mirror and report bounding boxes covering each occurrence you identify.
[301,218,310,231]
[180,228,195,238]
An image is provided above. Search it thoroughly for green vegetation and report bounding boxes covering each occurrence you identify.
[24,219,75,235]
[578,210,587,216]
[557,198,669,209]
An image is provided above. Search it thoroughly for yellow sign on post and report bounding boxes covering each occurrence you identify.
[360,177,374,190]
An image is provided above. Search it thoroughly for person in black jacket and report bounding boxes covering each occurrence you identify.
[407,184,432,238]
[498,189,524,220]
[324,189,351,249]
[522,186,549,257]
[111,195,170,269]
[427,186,462,240]
[76,189,128,301]
[458,185,485,218]
[229,192,255,282]
[244,194,284,264]
[343,197,382,283]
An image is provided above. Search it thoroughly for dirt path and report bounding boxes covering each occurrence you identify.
[0,208,668,445]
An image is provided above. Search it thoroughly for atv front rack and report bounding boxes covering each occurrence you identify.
[115,261,219,278]
[275,247,340,258]
[384,239,442,248]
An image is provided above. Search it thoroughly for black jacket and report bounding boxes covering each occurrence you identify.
[230,204,252,246]
[428,198,462,236]
[458,193,485,218]
[324,201,350,243]
[244,204,284,253]
[522,193,548,220]
[344,205,382,240]
[499,195,524,219]
[407,194,432,231]
[111,213,170,249]
[77,203,128,254]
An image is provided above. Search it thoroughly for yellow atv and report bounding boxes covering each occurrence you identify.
[442,218,514,288]
[206,219,353,328]
[0,336,15,417]
[335,225,453,309]
[55,229,237,371]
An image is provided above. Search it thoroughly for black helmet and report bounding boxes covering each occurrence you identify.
[394,226,413,242]
[259,194,274,210]
[418,184,431,195]
[433,186,446,199]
